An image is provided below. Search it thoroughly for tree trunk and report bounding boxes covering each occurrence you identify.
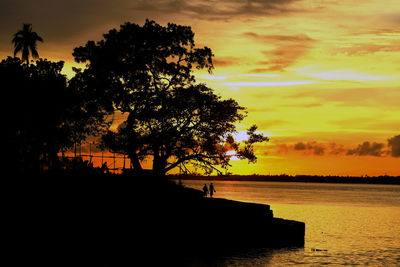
[128,151,143,174]
[152,146,166,177]
[48,141,60,170]
[125,112,144,175]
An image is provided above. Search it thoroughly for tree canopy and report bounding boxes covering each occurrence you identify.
[73,20,268,176]
[12,24,43,64]
[1,57,110,173]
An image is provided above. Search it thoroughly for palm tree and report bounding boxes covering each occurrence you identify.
[12,24,43,64]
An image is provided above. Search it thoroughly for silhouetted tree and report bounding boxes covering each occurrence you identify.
[73,20,268,176]
[67,67,113,154]
[1,57,110,173]
[12,24,43,64]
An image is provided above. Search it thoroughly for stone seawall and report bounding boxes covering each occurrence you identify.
[161,197,305,252]
[4,176,305,264]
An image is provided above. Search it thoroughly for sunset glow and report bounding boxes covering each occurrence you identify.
[1,0,399,175]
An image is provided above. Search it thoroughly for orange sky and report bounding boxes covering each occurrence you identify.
[1,0,399,175]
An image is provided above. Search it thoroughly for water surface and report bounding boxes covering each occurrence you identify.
[181,180,400,266]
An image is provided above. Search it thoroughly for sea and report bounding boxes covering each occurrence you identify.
[178,180,400,266]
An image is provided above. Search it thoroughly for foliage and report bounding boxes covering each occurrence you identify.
[12,24,43,64]
[67,68,113,147]
[1,57,109,173]
[72,20,269,175]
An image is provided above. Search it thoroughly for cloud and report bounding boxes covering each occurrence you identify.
[243,32,315,42]
[294,142,307,150]
[243,32,315,71]
[212,57,240,67]
[0,0,304,60]
[376,13,400,28]
[346,141,385,157]
[334,43,400,56]
[388,135,400,157]
[276,143,290,154]
[0,0,129,44]
[328,28,400,56]
[134,0,302,21]
[278,102,322,108]
[287,87,400,109]
[260,46,307,71]
[249,68,275,73]
[328,142,346,155]
[270,141,329,156]
[223,80,317,86]
[293,141,325,155]
[269,137,400,158]
[271,141,325,156]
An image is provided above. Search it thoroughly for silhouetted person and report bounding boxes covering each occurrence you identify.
[209,183,216,198]
[203,184,209,197]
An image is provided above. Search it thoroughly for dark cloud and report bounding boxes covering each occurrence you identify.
[0,0,130,44]
[0,0,304,57]
[294,142,307,150]
[328,142,346,155]
[346,141,385,157]
[244,32,315,71]
[388,135,400,157]
[272,140,331,156]
[293,141,325,155]
[313,146,325,155]
[271,137,399,158]
[134,0,302,21]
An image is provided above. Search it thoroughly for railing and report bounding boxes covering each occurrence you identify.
[61,150,131,173]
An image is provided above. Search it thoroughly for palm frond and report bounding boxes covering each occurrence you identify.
[31,48,39,59]
[12,23,43,64]
[13,43,23,57]
[32,33,44,42]
[12,36,23,46]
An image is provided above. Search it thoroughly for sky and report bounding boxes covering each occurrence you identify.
[1,0,399,176]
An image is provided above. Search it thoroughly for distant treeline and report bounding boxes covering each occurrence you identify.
[168,174,400,185]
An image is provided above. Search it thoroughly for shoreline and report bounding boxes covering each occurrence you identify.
[167,174,400,185]
[4,173,305,263]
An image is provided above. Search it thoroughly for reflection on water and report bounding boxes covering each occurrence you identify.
[181,181,400,266]
[181,247,277,267]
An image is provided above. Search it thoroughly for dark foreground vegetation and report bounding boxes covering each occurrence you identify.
[169,174,400,185]
[4,172,304,265]
[3,21,299,265]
